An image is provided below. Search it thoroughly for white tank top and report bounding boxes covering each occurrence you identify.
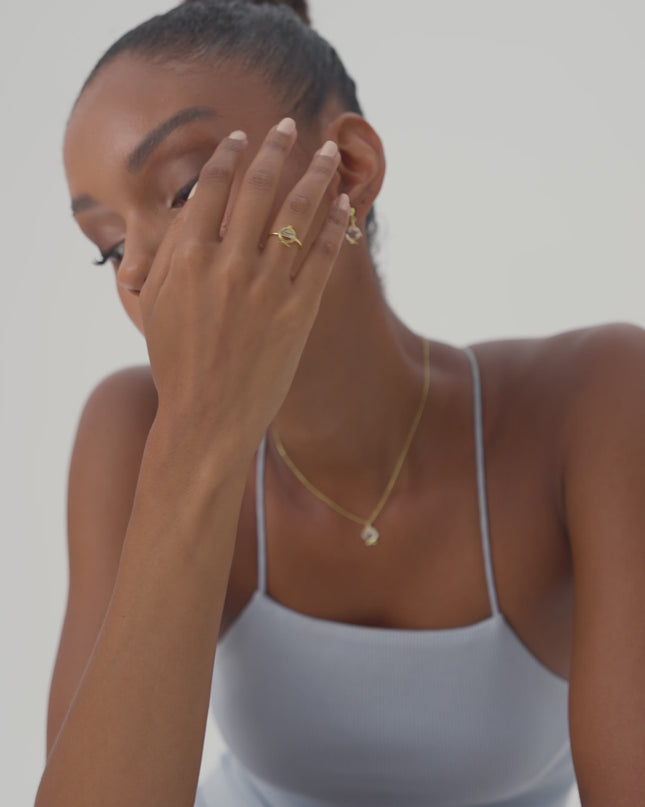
[198,347,578,806]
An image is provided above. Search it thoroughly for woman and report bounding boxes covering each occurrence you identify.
[36,1,645,805]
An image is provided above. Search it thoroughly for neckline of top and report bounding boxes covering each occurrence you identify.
[218,588,569,686]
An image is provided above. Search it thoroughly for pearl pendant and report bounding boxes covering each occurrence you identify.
[361,524,380,546]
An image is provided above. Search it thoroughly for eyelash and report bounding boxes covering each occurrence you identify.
[93,244,124,267]
[93,175,199,268]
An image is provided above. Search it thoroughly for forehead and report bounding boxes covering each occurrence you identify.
[64,54,282,185]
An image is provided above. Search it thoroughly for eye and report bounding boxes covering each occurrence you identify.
[93,241,124,268]
[91,175,199,268]
[171,176,199,209]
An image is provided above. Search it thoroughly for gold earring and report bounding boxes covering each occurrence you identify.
[345,207,362,245]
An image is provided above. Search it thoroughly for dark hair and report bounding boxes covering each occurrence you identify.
[81,0,362,122]
[78,0,377,249]
[183,0,311,26]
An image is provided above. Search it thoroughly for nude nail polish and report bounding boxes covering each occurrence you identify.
[277,117,296,135]
[320,140,339,158]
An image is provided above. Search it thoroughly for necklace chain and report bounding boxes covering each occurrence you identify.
[271,339,431,546]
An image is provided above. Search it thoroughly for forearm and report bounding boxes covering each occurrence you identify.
[36,416,250,807]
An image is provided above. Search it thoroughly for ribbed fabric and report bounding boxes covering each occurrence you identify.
[200,347,577,806]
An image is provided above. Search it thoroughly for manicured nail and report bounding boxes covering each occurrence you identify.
[277,117,296,135]
[188,182,198,200]
[337,193,350,212]
[320,140,338,158]
[229,130,247,141]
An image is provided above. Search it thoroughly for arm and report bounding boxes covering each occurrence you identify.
[46,367,158,755]
[39,403,248,807]
[40,367,245,807]
[36,123,349,807]
[564,324,645,805]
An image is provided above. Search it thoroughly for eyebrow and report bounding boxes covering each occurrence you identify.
[71,105,218,216]
[126,106,218,173]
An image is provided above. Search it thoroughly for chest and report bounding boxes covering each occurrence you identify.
[221,423,574,680]
[211,600,575,806]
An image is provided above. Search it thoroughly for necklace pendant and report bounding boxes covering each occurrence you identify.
[361,524,380,546]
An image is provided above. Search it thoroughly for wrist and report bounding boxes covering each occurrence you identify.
[144,408,255,493]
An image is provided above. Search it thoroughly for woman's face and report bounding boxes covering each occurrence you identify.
[64,54,323,333]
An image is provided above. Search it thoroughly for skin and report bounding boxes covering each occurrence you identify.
[43,50,645,806]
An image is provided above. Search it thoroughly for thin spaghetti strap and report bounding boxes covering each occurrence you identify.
[255,434,268,594]
[463,347,500,616]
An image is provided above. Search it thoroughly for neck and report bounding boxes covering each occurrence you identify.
[271,251,428,488]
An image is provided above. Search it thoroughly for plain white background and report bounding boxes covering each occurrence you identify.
[3,1,644,804]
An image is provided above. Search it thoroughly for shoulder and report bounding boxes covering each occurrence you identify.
[542,325,645,802]
[475,321,645,535]
[534,322,645,450]
[540,320,645,395]
[471,321,645,428]
[69,365,158,549]
[550,323,645,526]
[72,364,158,470]
[65,363,158,616]
[78,364,157,430]
[466,323,645,531]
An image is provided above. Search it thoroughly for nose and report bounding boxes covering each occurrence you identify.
[116,245,152,295]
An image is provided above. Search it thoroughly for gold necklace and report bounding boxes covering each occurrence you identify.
[271,339,430,547]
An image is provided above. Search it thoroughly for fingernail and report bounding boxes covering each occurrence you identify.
[320,140,338,158]
[229,130,247,141]
[188,182,198,200]
[337,193,350,212]
[277,117,296,135]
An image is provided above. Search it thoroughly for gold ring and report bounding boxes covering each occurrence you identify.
[268,225,303,249]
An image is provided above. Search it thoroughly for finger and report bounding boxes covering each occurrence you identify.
[263,139,341,272]
[293,193,351,306]
[224,117,298,250]
[140,131,247,312]
[181,131,249,243]
[139,204,190,316]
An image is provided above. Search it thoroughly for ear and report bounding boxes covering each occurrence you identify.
[322,113,385,224]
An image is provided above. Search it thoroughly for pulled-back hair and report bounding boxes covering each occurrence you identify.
[81,0,363,122]
[78,0,377,250]
[183,0,311,26]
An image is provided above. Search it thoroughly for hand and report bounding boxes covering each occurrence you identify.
[138,117,349,459]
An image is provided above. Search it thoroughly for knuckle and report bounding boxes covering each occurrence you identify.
[311,159,335,179]
[246,166,276,192]
[326,207,347,229]
[200,161,234,186]
[174,239,213,268]
[288,192,313,217]
[265,133,290,155]
[316,236,340,260]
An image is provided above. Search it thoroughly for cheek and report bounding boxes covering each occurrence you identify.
[116,283,145,335]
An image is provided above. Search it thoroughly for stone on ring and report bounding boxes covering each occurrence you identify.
[268,225,303,249]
